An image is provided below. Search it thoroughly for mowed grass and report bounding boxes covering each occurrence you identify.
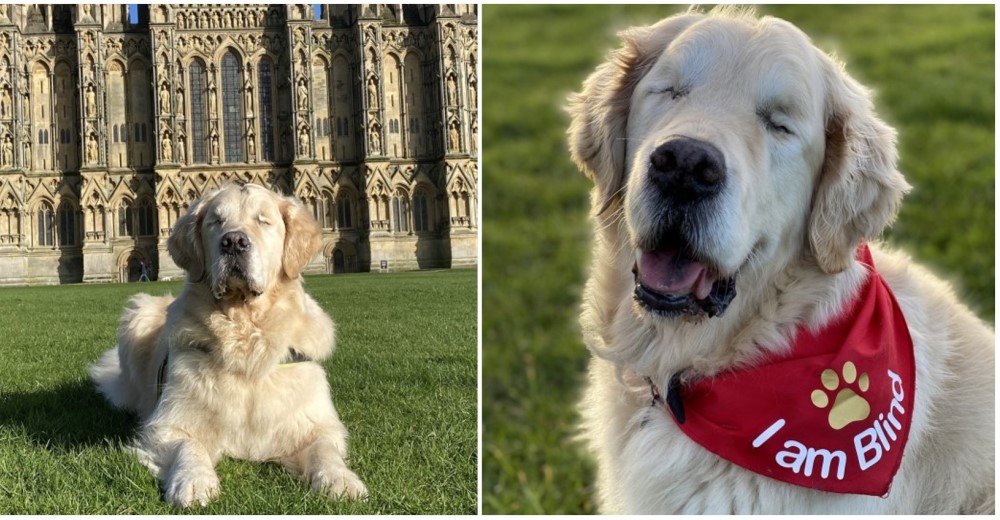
[0,269,476,514]
[483,5,993,514]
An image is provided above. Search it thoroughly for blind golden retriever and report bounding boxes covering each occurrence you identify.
[89,183,366,507]
[568,7,993,514]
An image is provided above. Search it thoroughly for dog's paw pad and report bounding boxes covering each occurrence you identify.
[810,361,870,430]
[165,469,220,508]
[311,467,368,501]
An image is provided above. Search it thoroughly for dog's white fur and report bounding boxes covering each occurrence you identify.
[89,184,366,507]
[568,7,994,514]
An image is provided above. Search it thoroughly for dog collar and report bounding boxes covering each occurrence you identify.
[278,348,314,366]
[646,244,915,497]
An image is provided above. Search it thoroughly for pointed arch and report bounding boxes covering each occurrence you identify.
[36,199,54,247]
[256,55,276,161]
[188,57,209,164]
[57,198,78,246]
[220,49,245,163]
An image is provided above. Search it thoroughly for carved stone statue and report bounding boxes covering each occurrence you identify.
[159,84,170,113]
[469,77,477,108]
[369,127,380,154]
[0,88,10,118]
[298,127,308,154]
[471,120,478,154]
[161,134,172,161]
[85,86,96,117]
[208,82,217,116]
[86,134,98,163]
[1,136,11,167]
[247,134,255,159]
[367,77,378,107]
[449,122,459,151]
[178,137,186,163]
[297,79,308,110]
[210,133,219,161]
[177,87,185,115]
[447,75,457,104]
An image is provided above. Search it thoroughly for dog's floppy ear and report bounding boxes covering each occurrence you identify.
[280,196,323,279]
[567,15,701,214]
[809,56,911,273]
[167,192,214,281]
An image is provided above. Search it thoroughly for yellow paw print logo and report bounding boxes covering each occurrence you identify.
[810,361,871,430]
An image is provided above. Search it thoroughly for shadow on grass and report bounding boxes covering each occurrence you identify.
[0,378,137,450]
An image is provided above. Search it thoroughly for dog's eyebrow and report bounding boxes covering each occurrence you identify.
[757,97,805,119]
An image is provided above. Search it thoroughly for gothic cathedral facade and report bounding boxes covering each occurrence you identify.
[0,4,478,284]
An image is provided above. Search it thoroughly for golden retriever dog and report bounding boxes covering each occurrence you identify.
[88,183,366,507]
[568,7,993,514]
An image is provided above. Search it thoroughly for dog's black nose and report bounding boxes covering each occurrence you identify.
[220,231,251,255]
[649,137,726,203]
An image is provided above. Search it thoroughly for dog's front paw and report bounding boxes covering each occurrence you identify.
[310,466,368,501]
[164,468,220,508]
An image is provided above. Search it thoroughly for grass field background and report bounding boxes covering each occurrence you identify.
[0,270,476,514]
[482,5,994,514]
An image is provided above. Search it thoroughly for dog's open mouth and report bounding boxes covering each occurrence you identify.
[632,239,737,318]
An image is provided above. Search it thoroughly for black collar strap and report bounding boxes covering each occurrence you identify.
[645,373,686,424]
[279,348,313,365]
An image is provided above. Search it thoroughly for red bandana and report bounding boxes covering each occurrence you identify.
[657,244,915,496]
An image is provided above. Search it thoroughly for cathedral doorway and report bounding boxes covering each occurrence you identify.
[332,249,345,274]
[119,250,146,282]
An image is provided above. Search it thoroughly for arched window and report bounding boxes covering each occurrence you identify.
[58,201,75,246]
[221,51,244,163]
[36,201,54,246]
[323,193,335,229]
[189,60,207,163]
[413,192,429,232]
[118,200,134,237]
[309,197,322,225]
[337,195,352,229]
[257,58,275,161]
[137,198,156,236]
[392,189,408,233]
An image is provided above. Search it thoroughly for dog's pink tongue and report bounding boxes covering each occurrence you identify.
[637,249,716,300]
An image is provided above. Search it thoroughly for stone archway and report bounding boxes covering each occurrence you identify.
[325,240,357,274]
[118,249,146,283]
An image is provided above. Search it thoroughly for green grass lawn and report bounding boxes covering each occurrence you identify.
[482,5,994,514]
[0,269,476,514]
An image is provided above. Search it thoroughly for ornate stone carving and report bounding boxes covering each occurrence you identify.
[369,125,381,154]
[367,76,378,107]
[296,78,308,110]
[86,133,98,163]
[448,120,459,151]
[161,133,172,161]
[298,125,309,154]
[159,83,170,113]
[1,135,11,167]
[0,87,10,119]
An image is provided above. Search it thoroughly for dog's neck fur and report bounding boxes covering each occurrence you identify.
[581,210,867,390]
[173,277,314,376]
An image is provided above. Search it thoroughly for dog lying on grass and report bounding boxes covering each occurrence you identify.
[90,184,366,507]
